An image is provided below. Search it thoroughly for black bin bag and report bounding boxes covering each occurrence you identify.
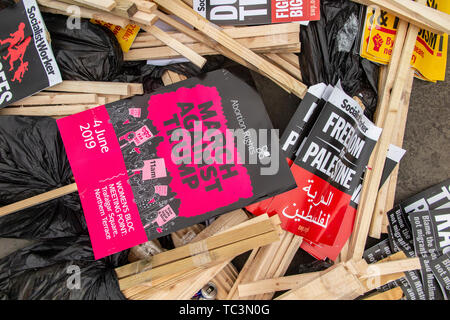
[0,0,15,10]
[299,0,379,119]
[42,13,124,81]
[0,116,87,239]
[0,236,127,300]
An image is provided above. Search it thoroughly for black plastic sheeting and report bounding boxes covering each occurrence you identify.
[299,0,379,119]
[0,236,127,300]
[122,55,227,94]
[0,116,87,239]
[0,0,15,10]
[42,13,124,82]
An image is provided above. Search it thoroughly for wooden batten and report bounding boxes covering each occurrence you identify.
[37,0,131,28]
[126,33,300,60]
[153,0,307,98]
[140,24,207,68]
[0,183,78,217]
[346,10,423,261]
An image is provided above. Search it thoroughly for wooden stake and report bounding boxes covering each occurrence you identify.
[383,68,415,211]
[37,0,130,28]
[133,23,300,46]
[73,0,117,11]
[125,212,262,299]
[125,33,300,60]
[128,0,156,13]
[47,81,133,95]
[351,0,450,34]
[131,11,157,25]
[140,24,207,68]
[370,67,415,237]
[152,10,292,91]
[119,219,275,276]
[58,0,154,22]
[238,271,321,297]
[358,257,421,279]
[214,266,238,300]
[118,229,280,291]
[0,105,99,116]
[278,53,300,69]
[276,264,366,300]
[132,24,299,49]
[263,53,302,81]
[156,215,266,300]
[226,248,259,300]
[0,183,78,217]
[112,0,138,17]
[346,15,421,261]
[128,239,165,262]
[10,94,99,106]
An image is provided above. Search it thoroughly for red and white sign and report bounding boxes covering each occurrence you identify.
[194,0,320,26]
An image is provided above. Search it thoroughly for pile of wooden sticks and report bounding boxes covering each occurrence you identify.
[1,0,449,301]
[126,23,301,65]
[343,0,450,262]
[0,80,143,117]
[117,211,283,300]
[0,0,303,118]
[36,0,305,97]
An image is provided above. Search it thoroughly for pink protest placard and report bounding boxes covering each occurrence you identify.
[147,85,254,218]
[154,204,177,226]
[56,69,296,253]
[140,158,167,180]
[133,125,153,146]
[155,185,168,196]
[57,106,148,259]
[129,108,141,118]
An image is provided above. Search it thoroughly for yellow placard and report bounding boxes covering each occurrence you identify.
[90,19,140,53]
[367,9,398,64]
[410,0,449,82]
[359,1,449,82]
[360,7,387,64]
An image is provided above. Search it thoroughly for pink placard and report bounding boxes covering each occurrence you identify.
[153,204,177,226]
[133,125,153,146]
[147,85,254,218]
[57,106,148,259]
[140,158,167,180]
[128,108,141,118]
[155,185,168,196]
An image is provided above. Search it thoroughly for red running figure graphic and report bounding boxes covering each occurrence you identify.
[12,61,28,83]
[0,22,31,83]
[0,22,25,48]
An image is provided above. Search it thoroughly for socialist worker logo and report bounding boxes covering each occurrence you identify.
[0,22,31,83]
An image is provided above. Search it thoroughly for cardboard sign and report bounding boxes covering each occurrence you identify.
[385,179,450,300]
[367,9,399,64]
[430,253,450,298]
[57,69,296,259]
[410,211,446,300]
[248,86,381,247]
[194,0,320,26]
[248,84,406,261]
[0,0,62,109]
